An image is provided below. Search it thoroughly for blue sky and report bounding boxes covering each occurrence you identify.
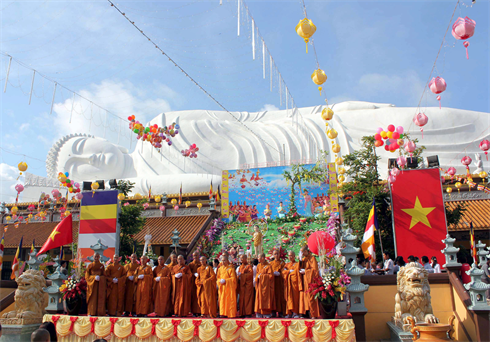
[1,0,489,202]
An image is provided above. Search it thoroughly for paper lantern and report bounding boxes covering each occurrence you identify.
[338,175,345,183]
[452,17,476,59]
[446,187,452,195]
[321,108,334,121]
[455,182,462,193]
[171,198,177,205]
[332,144,341,153]
[311,69,327,95]
[337,167,345,174]
[296,18,316,53]
[117,193,125,201]
[134,193,143,200]
[413,113,429,138]
[91,181,99,191]
[326,128,338,140]
[155,196,162,203]
[461,156,472,172]
[307,231,335,255]
[197,202,202,211]
[479,140,490,160]
[335,157,343,165]
[404,141,416,157]
[185,200,191,208]
[429,77,446,109]
[18,162,28,174]
[397,156,407,170]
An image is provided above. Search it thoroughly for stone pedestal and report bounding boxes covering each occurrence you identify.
[387,320,415,342]
[0,324,39,342]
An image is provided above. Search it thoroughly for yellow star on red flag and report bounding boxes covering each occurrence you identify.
[401,196,436,229]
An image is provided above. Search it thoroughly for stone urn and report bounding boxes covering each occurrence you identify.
[407,316,455,341]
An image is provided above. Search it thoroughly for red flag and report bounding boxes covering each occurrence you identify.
[391,168,447,264]
[37,214,73,256]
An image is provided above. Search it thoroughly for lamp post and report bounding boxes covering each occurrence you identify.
[170,229,181,254]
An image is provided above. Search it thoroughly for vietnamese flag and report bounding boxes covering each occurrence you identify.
[37,214,73,256]
[391,168,447,265]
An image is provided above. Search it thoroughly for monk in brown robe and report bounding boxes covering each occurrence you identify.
[300,246,320,318]
[135,255,153,316]
[167,252,178,270]
[172,255,192,317]
[237,254,254,317]
[153,255,172,317]
[283,250,302,318]
[85,253,107,316]
[270,249,286,317]
[188,251,201,316]
[255,253,275,318]
[123,253,139,316]
[196,255,217,318]
[105,254,126,316]
[216,252,237,318]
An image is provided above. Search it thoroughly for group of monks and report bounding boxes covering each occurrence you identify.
[84,245,321,318]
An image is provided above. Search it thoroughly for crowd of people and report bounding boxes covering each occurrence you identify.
[83,246,322,319]
[357,252,443,276]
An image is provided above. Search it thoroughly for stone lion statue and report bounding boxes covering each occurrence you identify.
[394,262,439,325]
[2,269,47,323]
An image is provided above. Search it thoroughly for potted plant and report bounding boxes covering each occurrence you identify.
[60,276,87,315]
[307,253,351,319]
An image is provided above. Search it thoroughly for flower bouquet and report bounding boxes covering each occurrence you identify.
[60,276,87,315]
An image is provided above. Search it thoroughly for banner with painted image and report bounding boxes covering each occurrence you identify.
[222,164,333,222]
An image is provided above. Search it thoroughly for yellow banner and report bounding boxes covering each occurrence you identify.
[80,204,118,220]
[221,170,230,218]
[328,162,339,213]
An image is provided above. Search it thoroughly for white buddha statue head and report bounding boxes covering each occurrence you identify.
[46,134,132,181]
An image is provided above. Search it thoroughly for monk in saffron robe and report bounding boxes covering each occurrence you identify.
[283,250,302,318]
[196,255,217,318]
[153,255,172,317]
[85,253,107,316]
[188,251,201,316]
[123,253,139,316]
[299,246,320,318]
[270,249,286,317]
[135,255,153,316]
[254,253,275,318]
[105,254,126,316]
[172,255,192,317]
[237,254,254,317]
[216,252,237,318]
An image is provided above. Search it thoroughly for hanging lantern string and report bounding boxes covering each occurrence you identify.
[106,0,281,155]
[444,123,490,167]
[407,0,460,133]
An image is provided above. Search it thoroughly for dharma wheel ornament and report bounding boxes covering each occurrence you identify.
[296,18,316,53]
[311,69,327,95]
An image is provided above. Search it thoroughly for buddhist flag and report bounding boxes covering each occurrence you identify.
[37,214,73,256]
[30,239,35,254]
[209,180,213,200]
[11,236,23,280]
[59,246,64,261]
[391,168,447,263]
[179,183,182,205]
[148,186,152,200]
[469,222,477,262]
[0,234,4,272]
[216,185,220,202]
[361,198,378,261]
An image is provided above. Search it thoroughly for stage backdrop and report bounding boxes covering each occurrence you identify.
[221,164,336,222]
[79,189,120,259]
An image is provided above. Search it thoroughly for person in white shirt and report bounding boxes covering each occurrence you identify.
[431,256,441,273]
[382,252,394,275]
[422,256,434,273]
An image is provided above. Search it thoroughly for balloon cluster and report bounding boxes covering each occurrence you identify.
[128,115,179,149]
[374,125,406,152]
[181,144,199,158]
[58,172,81,194]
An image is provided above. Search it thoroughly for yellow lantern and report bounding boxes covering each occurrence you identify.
[18,162,28,174]
[117,193,125,201]
[171,198,177,205]
[327,128,338,140]
[6,216,11,222]
[446,187,452,194]
[28,214,33,219]
[335,157,343,165]
[134,193,143,200]
[197,202,202,211]
[338,175,345,183]
[185,200,191,208]
[155,196,162,203]
[11,206,18,215]
[332,144,341,153]
[338,167,345,175]
[455,182,462,193]
[311,69,327,95]
[479,171,488,183]
[321,108,334,121]
[295,18,316,53]
[91,181,99,191]
[64,211,71,217]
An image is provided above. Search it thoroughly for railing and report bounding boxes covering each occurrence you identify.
[239,159,318,169]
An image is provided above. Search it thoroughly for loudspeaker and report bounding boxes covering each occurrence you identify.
[427,155,440,168]
[388,158,399,169]
[82,181,92,191]
[109,179,118,189]
[96,180,105,190]
[407,157,418,169]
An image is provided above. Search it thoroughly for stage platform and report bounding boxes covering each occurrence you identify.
[43,314,356,342]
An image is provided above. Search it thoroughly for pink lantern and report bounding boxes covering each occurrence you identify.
[479,139,490,160]
[174,205,179,211]
[404,141,416,155]
[75,193,83,200]
[143,203,149,210]
[461,156,472,172]
[447,167,456,179]
[452,17,476,59]
[429,77,446,109]
[15,184,24,194]
[391,167,400,177]
[397,156,407,169]
[388,175,396,185]
[413,113,429,138]
[159,205,166,216]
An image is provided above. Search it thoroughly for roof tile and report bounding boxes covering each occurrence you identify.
[2,221,79,248]
[446,199,490,231]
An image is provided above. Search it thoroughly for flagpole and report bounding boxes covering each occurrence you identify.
[377,223,384,257]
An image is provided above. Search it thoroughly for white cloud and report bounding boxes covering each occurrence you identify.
[259,104,280,112]
[0,163,24,203]
[19,123,30,131]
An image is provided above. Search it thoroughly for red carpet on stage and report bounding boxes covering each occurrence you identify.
[44,314,356,341]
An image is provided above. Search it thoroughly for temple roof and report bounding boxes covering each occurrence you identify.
[446,199,490,231]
